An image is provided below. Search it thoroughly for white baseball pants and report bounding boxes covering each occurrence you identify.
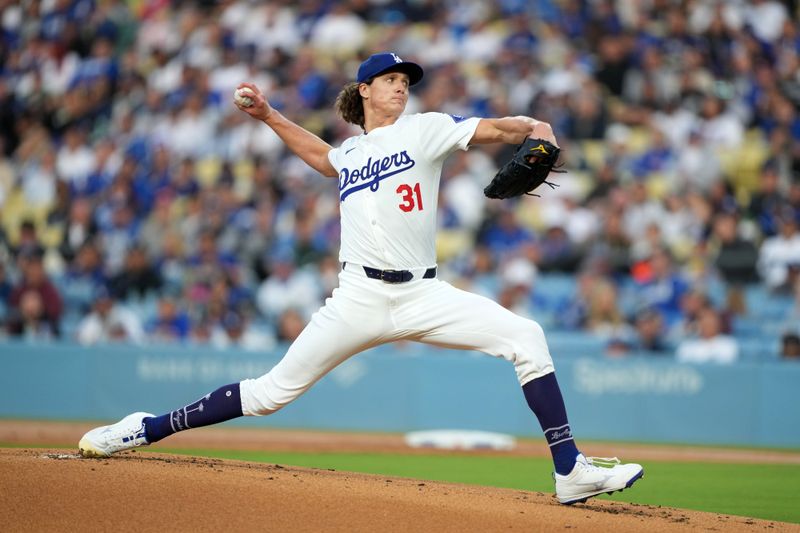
[240,265,554,416]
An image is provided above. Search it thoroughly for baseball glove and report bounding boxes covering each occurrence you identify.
[483,138,562,199]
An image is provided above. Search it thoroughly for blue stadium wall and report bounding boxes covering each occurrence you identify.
[1,340,798,449]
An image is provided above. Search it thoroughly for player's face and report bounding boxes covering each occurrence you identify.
[362,71,410,116]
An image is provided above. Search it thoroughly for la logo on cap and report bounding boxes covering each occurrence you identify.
[356,52,424,85]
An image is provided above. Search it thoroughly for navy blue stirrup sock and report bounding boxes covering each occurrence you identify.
[143,383,243,443]
[522,373,580,475]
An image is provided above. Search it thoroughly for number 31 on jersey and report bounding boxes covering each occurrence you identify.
[397,183,423,212]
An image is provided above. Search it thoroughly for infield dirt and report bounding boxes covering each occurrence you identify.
[2,421,799,532]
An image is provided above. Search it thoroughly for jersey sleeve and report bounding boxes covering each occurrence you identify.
[328,137,360,172]
[327,145,341,172]
[417,112,481,161]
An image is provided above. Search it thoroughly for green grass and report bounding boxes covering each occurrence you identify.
[7,441,798,524]
[9,440,800,523]
[149,448,800,524]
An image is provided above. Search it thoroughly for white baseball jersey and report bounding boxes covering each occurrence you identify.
[240,111,554,419]
[328,112,481,269]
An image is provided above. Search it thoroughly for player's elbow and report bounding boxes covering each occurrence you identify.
[315,154,338,178]
[320,163,339,178]
[472,119,509,144]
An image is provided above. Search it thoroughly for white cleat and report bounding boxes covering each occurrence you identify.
[78,412,154,458]
[555,454,644,505]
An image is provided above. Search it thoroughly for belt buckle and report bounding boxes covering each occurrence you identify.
[381,269,402,283]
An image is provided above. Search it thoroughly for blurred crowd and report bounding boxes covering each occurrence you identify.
[0,0,799,363]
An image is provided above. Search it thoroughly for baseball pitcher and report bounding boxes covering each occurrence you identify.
[79,52,643,505]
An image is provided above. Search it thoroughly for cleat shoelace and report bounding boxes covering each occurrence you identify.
[584,456,621,468]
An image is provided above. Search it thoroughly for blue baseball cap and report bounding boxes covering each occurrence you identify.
[356,52,424,86]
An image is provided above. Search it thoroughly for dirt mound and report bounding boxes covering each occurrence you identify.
[4,420,800,464]
[1,448,794,532]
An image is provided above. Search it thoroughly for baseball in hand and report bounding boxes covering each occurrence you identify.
[234,87,255,107]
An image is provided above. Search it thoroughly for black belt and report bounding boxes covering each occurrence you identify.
[345,263,437,283]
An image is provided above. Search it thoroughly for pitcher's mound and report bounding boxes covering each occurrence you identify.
[0,448,791,532]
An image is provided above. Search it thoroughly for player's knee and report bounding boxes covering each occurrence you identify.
[510,318,551,365]
[512,317,547,345]
[239,376,292,416]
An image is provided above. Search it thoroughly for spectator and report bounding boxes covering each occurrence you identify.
[7,248,63,338]
[59,197,98,262]
[291,212,327,267]
[80,139,119,198]
[133,146,172,214]
[583,209,631,278]
[318,254,340,299]
[210,310,275,351]
[479,208,536,261]
[310,3,367,55]
[670,289,714,341]
[60,241,106,314]
[98,202,140,275]
[710,211,759,285]
[276,308,306,343]
[496,256,538,319]
[660,193,702,254]
[146,297,191,343]
[169,158,200,199]
[231,197,276,275]
[633,247,691,327]
[441,150,490,232]
[563,86,608,140]
[536,224,581,273]
[560,196,601,250]
[558,270,597,330]
[592,33,629,97]
[676,307,739,364]
[187,229,240,289]
[167,92,219,160]
[20,150,58,209]
[584,277,630,339]
[155,231,188,295]
[76,286,145,346]
[255,250,321,322]
[758,211,800,293]
[108,245,163,301]
[696,95,744,149]
[630,127,675,180]
[747,162,786,237]
[781,332,800,360]
[623,180,665,248]
[11,220,44,262]
[138,191,175,259]
[630,308,671,354]
[675,128,722,193]
[5,289,56,340]
[744,0,788,43]
[56,126,95,191]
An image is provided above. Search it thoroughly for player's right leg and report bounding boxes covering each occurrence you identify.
[394,279,643,503]
[79,269,390,457]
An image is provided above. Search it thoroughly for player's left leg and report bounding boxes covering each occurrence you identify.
[391,278,643,504]
[78,382,246,458]
[79,267,393,457]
